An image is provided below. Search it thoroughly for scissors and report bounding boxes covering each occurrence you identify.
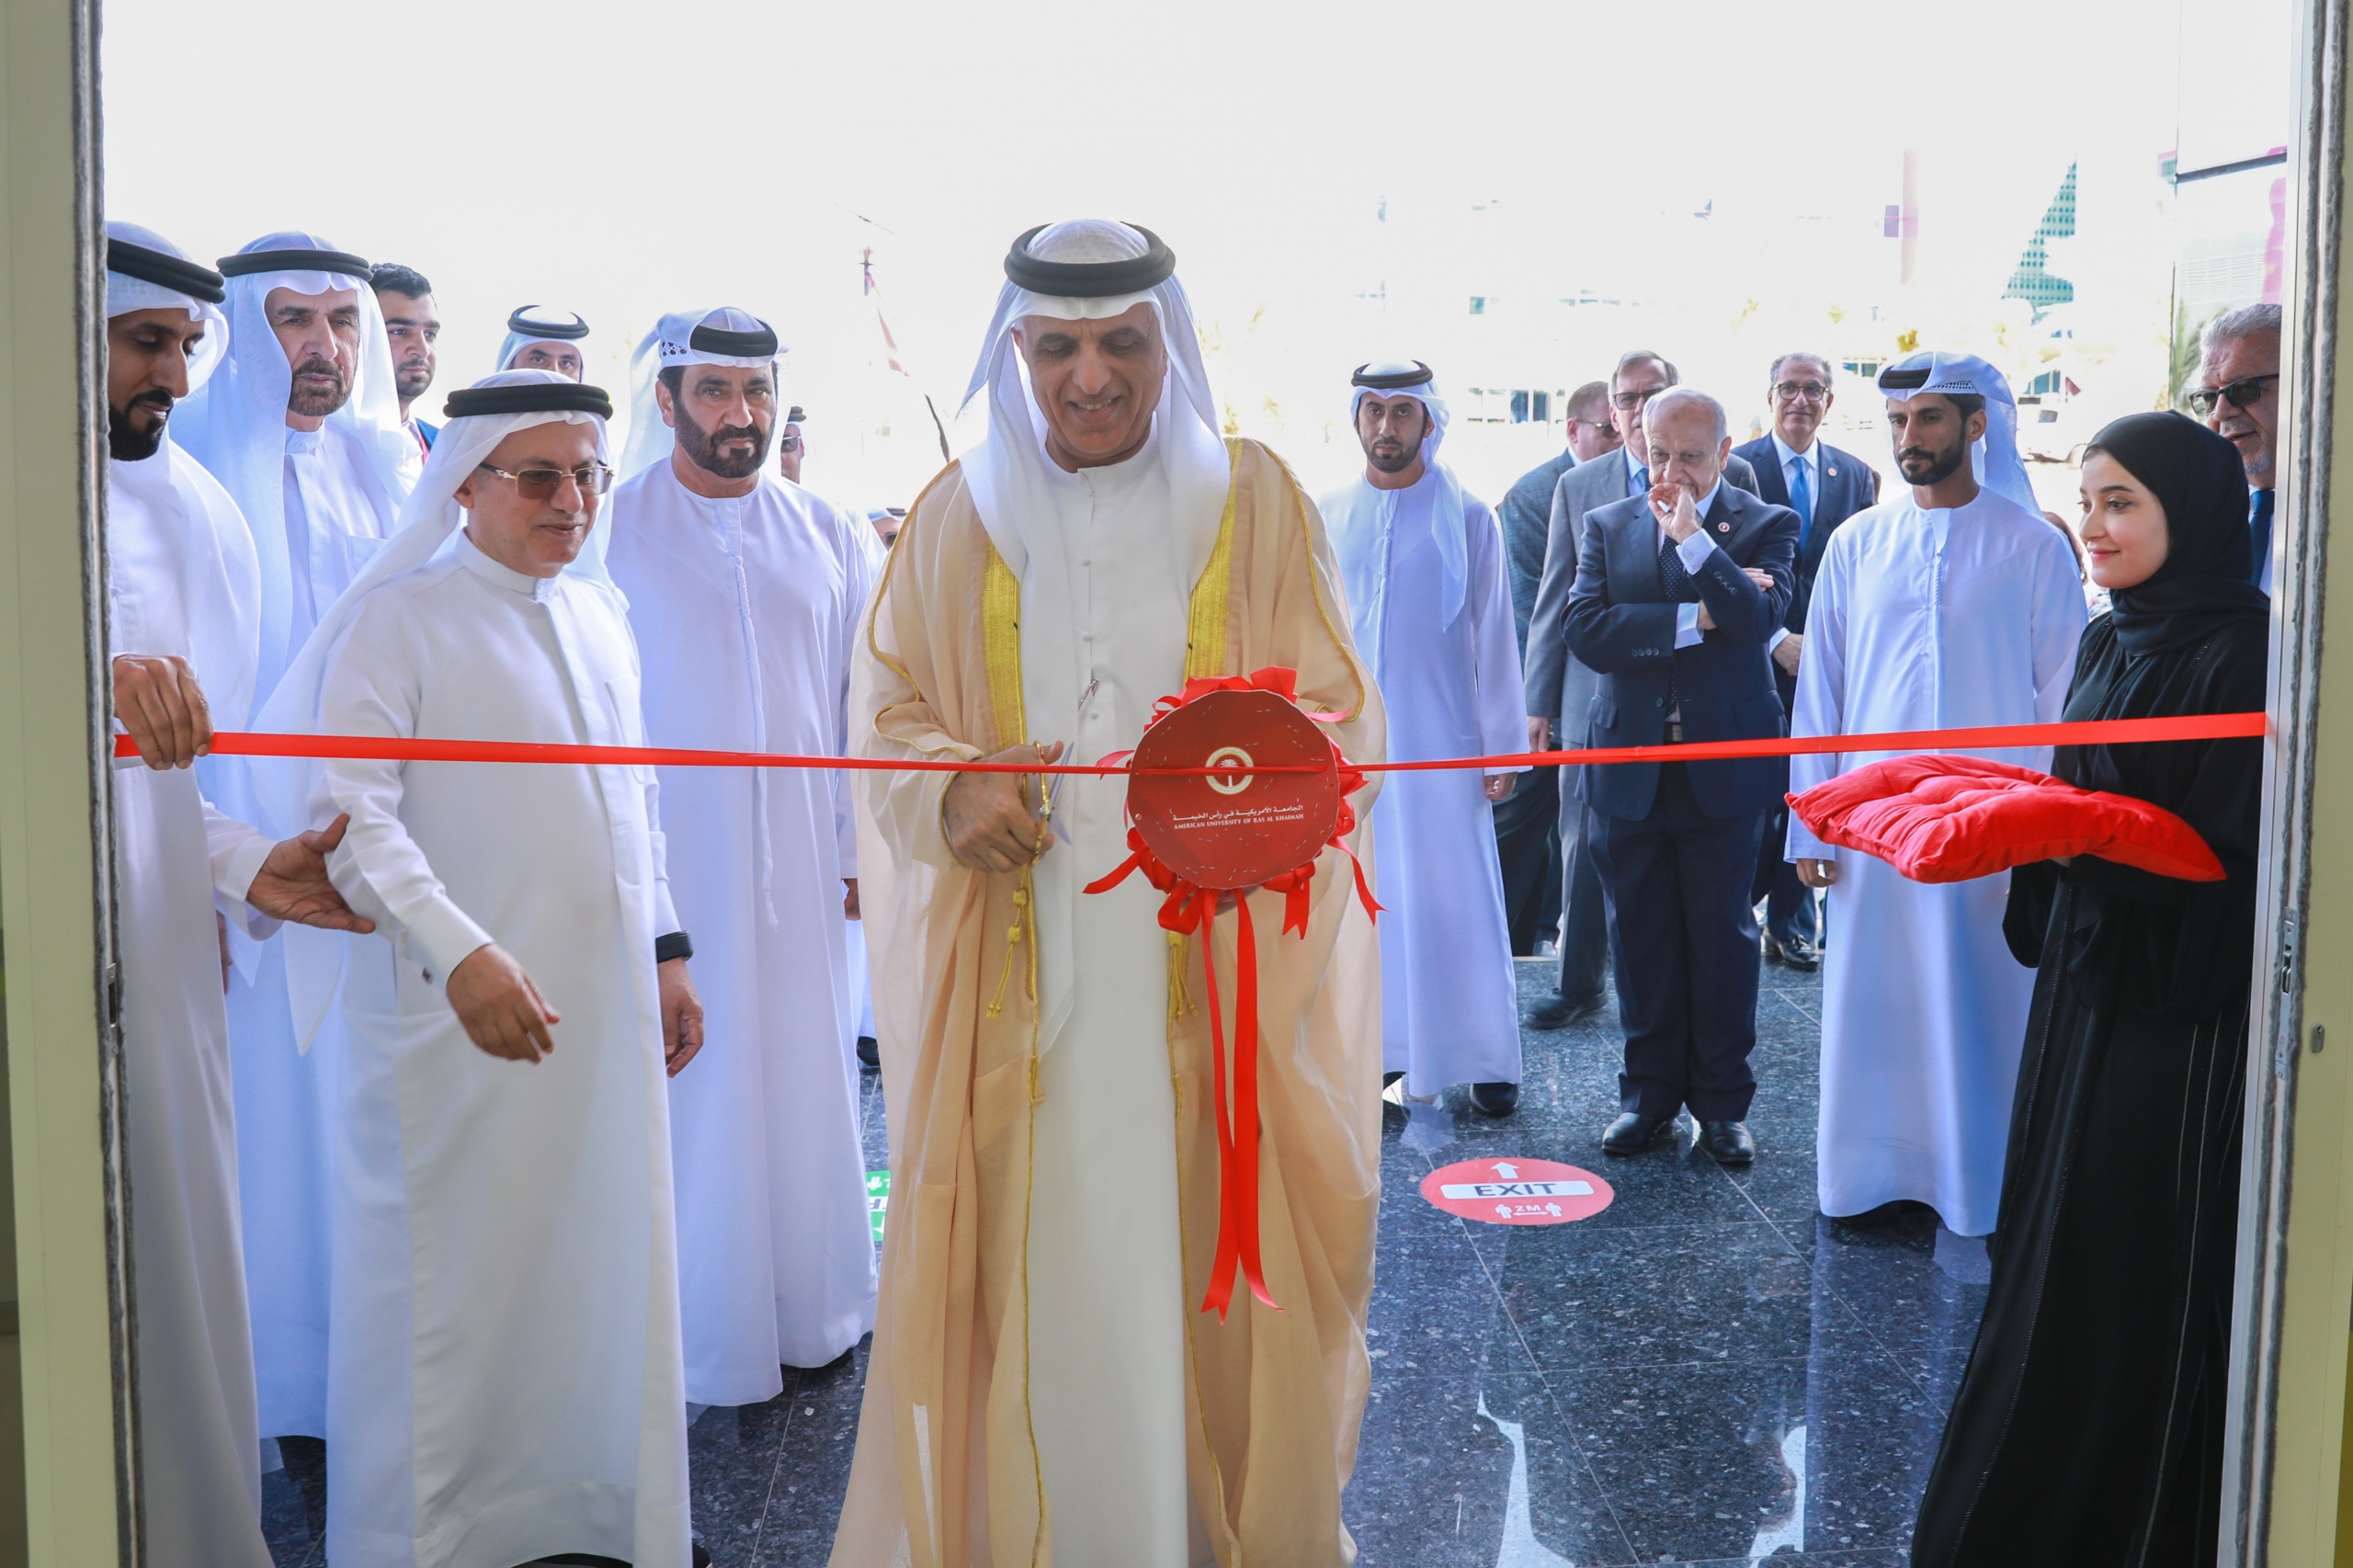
[1036,678,1098,837]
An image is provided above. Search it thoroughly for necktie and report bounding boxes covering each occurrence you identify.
[1790,453,1814,553]
[2249,489,2275,586]
[1631,462,1650,499]
[1658,530,1699,601]
[1659,532,1699,718]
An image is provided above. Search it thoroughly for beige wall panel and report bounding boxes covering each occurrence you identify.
[0,0,129,1562]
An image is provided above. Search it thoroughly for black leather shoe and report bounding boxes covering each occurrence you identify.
[1382,1070,1405,1091]
[1764,935,1821,972]
[1699,1119,1756,1165]
[1470,1081,1519,1118]
[1602,1111,1674,1155]
[1527,991,1607,1029]
[857,1035,881,1069]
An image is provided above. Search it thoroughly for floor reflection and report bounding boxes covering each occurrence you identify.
[1341,960,1981,1568]
[264,957,1982,1567]
[1476,1394,1576,1568]
[1744,1422,1805,1557]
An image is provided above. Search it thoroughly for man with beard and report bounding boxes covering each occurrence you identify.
[1323,361,1526,1115]
[1788,353,2085,1236]
[606,309,881,1403]
[173,231,418,1450]
[102,221,374,1568]
[495,303,592,380]
[369,262,440,453]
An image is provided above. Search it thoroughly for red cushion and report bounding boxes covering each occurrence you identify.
[1788,754,2224,884]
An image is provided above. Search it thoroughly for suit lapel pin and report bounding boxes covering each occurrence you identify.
[1827,466,1837,477]
[1717,520,1730,533]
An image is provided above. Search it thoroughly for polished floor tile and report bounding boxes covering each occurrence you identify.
[267,950,1981,1568]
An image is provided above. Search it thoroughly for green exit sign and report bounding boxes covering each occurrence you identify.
[867,1170,890,1246]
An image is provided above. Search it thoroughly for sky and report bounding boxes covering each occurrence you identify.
[101,0,2288,508]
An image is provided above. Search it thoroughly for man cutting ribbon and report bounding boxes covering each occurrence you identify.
[839,220,1386,1568]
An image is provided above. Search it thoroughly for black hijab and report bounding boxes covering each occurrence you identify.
[2084,411,2270,654]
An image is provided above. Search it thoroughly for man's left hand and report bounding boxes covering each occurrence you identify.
[660,957,704,1077]
[843,878,860,920]
[1484,774,1517,802]
[1773,632,1804,676]
[245,813,376,932]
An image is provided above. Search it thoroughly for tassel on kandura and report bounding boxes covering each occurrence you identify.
[987,886,1029,1019]
[1166,930,1193,1023]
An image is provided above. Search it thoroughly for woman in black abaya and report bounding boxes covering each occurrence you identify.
[1912,412,2270,1566]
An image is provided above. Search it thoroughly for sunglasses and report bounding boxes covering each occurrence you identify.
[2186,374,2279,417]
[475,461,615,500]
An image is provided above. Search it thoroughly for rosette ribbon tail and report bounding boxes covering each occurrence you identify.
[1189,886,1279,1320]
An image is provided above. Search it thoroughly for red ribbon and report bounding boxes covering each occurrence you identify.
[119,710,2269,773]
[149,705,2268,1311]
[1082,666,1379,1321]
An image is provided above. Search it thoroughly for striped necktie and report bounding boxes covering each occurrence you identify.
[1790,452,1814,552]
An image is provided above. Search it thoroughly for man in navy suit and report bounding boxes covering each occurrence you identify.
[1565,388,1798,1165]
[1523,351,1761,1030]
[1732,352,1878,972]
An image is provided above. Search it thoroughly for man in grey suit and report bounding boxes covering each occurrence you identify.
[1493,380,1620,956]
[1522,350,1760,1028]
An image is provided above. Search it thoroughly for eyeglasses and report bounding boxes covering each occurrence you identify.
[1609,386,1666,411]
[1773,381,1829,402]
[2186,374,2279,417]
[475,461,615,499]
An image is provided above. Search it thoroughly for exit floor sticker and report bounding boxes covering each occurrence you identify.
[1419,1157,1613,1225]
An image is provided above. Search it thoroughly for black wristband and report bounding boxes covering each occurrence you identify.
[655,931,693,964]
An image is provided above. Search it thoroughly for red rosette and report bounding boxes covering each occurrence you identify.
[1084,666,1378,1320]
[1127,686,1342,891]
